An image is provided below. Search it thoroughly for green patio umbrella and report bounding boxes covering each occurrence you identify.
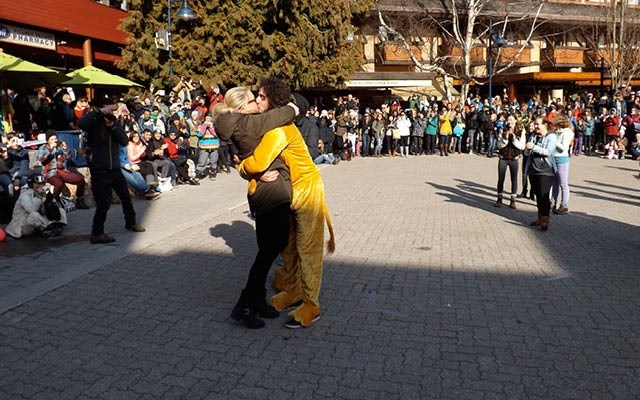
[61,65,143,88]
[0,51,64,89]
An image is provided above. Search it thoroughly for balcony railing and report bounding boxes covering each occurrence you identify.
[495,45,534,66]
[375,42,423,64]
[440,45,485,65]
[541,46,586,67]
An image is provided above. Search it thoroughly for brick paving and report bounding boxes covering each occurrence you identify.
[0,154,639,399]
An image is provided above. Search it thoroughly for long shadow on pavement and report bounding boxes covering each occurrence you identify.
[0,243,638,399]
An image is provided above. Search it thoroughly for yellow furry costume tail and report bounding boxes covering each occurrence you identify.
[323,202,335,254]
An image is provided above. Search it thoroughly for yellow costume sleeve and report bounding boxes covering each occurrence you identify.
[238,128,289,179]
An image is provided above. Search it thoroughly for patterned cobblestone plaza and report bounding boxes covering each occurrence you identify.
[1,154,638,399]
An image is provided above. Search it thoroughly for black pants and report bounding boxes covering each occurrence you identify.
[218,145,230,171]
[530,174,554,217]
[245,203,291,300]
[425,135,437,153]
[583,136,593,155]
[90,169,136,236]
[497,159,519,198]
[521,156,531,194]
[411,136,423,154]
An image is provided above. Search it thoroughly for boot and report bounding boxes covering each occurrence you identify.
[76,197,90,209]
[539,216,549,231]
[230,290,265,329]
[253,288,279,319]
[494,197,502,207]
[530,213,542,226]
[509,199,517,209]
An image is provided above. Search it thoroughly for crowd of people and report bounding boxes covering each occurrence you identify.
[2,77,640,241]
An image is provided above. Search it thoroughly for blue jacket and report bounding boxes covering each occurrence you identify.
[524,132,557,175]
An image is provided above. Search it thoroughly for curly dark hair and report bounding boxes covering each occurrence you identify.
[259,77,291,110]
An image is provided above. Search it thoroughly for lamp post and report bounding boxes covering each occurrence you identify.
[167,0,196,76]
[487,21,507,109]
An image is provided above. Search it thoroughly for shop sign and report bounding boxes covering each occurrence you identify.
[345,79,432,88]
[0,24,56,50]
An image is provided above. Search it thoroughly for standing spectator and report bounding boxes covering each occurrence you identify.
[53,91,76,130]
[411,111,426,155]
[361,112,373,157]
[371,113,385,157]
[425,109,438,155]
[78,95,145,244]
[573,117,585,156]
[74,97,91,122]
[438,108,452,156]
[293,94,320,161]
[451,111,465,155]
[525,118,557,231]
[551,113,575,215]
[207,84,224,114]
[38,130,89,209]
[465,103,480,154]
[583,109,595,156]
[196,115,220,180]
[495,116,526,209]
[603,108,620,144]
[396,110,412,158]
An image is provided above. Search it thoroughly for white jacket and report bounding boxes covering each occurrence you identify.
[397,116,412,137]
[6,188,67,239]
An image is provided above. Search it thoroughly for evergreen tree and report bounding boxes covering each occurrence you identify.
[117,0,373,89]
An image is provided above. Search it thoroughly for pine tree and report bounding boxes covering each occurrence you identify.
[117,0,373,89]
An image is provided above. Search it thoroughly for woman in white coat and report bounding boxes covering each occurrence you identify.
[6,174,67,239]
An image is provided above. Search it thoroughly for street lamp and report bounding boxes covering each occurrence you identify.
[167,0,196,76]
[487,21,507,108]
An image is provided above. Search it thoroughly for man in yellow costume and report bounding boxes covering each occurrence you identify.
[239,78,334,329]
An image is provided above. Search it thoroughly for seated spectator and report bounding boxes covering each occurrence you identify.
[38,130,89,209]
[6,173,67,239]
[119,136,159,199]
[0,142,13,223]
[146,129,176,184]
[128,130,158,188]
[165,130,198,185]
[314,139,337,165]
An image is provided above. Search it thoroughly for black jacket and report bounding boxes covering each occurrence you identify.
[78,110,128,171]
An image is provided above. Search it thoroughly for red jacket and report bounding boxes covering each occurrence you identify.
[603,115,620,136]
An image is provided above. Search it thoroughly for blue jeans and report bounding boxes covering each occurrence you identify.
[362,134,370,156]
[374,137,383,155]
[552,162,570,207]
[467,129,477,152]
[314,153,335,164]
[121,168,148,196]
[487,134,497,156]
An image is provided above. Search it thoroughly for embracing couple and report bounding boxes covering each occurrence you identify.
[213,77,335,330]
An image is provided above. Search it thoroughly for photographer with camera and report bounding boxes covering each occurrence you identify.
[79,95,145,244]
[5,173,67,239]
[38,130,89,210]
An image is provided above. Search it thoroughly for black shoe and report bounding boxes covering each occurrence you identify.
[209,170,218,181]
[494,198,502,207]
[188,178,200,186]
[76,197,90,209]
[90,233,116,244]
[231,290,265,329]
[284,314,320,329]
[253,288,279,319]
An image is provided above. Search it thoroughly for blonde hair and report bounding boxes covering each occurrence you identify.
[212,86,250,122]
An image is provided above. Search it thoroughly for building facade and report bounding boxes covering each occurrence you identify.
[0,0,127,73]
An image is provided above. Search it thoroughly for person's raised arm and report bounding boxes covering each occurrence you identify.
[238,104,298,139]
[238,129,289,179]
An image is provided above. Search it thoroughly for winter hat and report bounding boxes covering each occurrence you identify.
[45,129,57,140]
